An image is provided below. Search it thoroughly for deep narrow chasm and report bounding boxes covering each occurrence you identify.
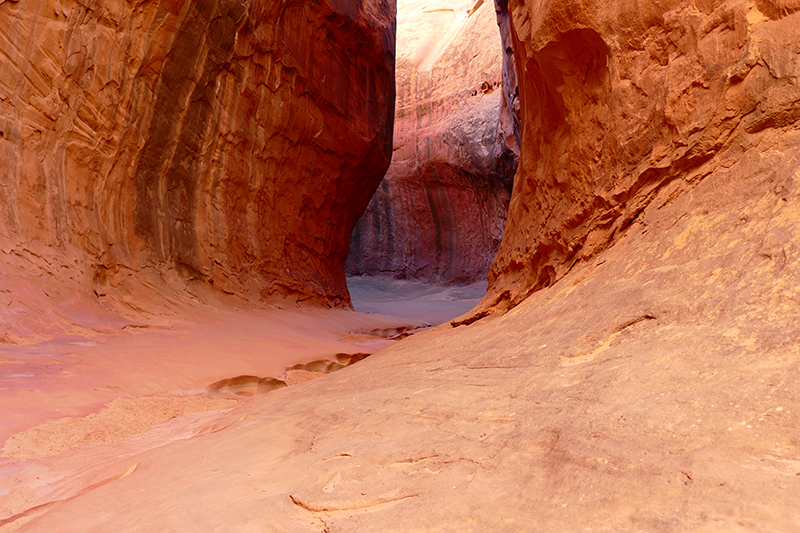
[346,0,519,324]
[4,0,800,529]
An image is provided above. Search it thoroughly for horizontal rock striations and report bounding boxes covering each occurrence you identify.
[347,0,517,284]
[473,0,800,318]
[0,0,395,323]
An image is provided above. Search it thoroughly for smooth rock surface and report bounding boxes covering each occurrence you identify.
[5,131,800,531]
[347,0,517,283]
[473,0,800,318]
[0,304,423,524]
[0,0,395,324]
[3,0,800,531]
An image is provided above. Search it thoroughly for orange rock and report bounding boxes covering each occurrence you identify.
[475,0,800,317]
[4,3,800,531]
[285,369,327,386]
[0,0,395,318]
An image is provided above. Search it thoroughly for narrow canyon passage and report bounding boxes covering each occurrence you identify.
[346,0,517,324]
[1,0,800,530]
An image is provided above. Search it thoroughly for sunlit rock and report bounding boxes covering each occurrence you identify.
[347,0,518,283]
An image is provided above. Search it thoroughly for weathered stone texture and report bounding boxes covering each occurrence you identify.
[0,0,395,313]
[347,0,517,283]
[474,0,800,318]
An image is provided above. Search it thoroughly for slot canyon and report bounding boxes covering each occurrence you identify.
[0,0,799,531]
[346,0,517,285]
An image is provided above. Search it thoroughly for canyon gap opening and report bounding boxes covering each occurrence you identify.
[346,0,519,324]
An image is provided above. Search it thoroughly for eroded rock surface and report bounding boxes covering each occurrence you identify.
[475,0,800,316]
[0,0,395,331]
[4,1,800,531]
[9,143,800,530]
[347,0,517,283]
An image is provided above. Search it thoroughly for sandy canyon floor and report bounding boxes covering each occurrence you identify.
[0,278,476,530]
[1,151,800,531]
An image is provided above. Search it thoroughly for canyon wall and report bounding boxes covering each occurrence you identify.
[0,0,395,324]
[346,0,517,284]
[471,0,800,319]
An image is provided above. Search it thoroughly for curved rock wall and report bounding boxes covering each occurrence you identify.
[347,0,517,284]
[472,0,800,318]
[0,0,395,313]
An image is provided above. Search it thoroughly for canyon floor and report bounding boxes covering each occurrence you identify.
[1,147,800,532]
[0,278,474,530]
[348,276,487,325]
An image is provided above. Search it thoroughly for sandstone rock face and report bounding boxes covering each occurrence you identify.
[6,1,800,530]
[475,0,800,317]
[0,0,395,316]
[12,142,800,530]
[346,0,517,284]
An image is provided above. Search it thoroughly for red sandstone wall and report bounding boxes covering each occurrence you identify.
[347,0,517,284]
[0,0,395,313]
[471,0,800,319]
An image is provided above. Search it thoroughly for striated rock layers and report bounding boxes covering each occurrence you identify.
[347,0,518,284]
[473,0,800,318]
[0,0,395,317]
[6,2,800,530]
